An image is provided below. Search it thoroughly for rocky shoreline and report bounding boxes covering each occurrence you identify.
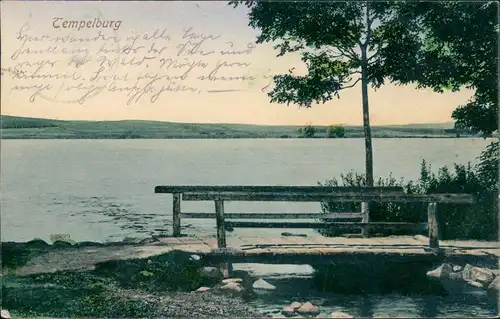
[426,262,500,293]
[2,237,498,318]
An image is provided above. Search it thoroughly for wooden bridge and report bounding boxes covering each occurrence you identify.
[154,185,498,274]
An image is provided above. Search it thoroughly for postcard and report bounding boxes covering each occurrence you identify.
[1,1,498,318]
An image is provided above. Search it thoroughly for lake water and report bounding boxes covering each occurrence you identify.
[0,138,494,242]
[1,138,498,317]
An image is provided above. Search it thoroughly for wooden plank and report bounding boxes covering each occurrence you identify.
[172,193,181,237]
[155,185,405,194]
[181,212,364,219]
[182,192,474,204]
[224,221,428,232]
[427,202,439,249]
[215,200,226,248]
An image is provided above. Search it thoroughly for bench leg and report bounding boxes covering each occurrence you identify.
[173,193,181,237]
[427,202,439,250]
[361,202,370,238]
[215,200,231,278]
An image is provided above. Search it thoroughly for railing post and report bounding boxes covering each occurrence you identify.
[215,200,231,278]
[427,202,439,250]
[361,201,370,238]
[215,200,227,248]
[173,193,181,237]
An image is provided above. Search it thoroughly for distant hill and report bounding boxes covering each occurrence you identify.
[0,115,471,139]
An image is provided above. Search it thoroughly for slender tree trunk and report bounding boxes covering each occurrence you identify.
[360,48,374,187]
[361,1,374,188]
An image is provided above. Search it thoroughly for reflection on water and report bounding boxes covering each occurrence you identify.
[245,273,499,318]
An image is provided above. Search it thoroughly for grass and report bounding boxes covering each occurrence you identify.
[0,115,473,139]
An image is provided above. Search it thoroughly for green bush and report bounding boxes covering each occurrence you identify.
[299,124,316,138]
[318,154,498,240]
[326,125,345,138]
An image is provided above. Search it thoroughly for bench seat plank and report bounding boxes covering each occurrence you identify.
[224,221,428,232]
[180,212,363,219]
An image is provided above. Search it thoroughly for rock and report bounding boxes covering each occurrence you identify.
[290,302,302,309]
[282,306,298,317]
[25,238,50,248]
[139,237,159,244]
[1,309,11,319]
[452,265,462,272]
[427,263,452,279]
[488,276,500,291]
[222,278,243,284]
[75,241,104,248]
[190,254,201,261]
[196,286,210,292]
[296,302,320,317]
[466,280,483,288]
[122,237,141,244]
[52,240,73,248]
[221,282,245,294]
[330,311,353,318]
[252,278,276,290]
[462,264,495,284]
[201,266,222,278]
[448,271,464,281]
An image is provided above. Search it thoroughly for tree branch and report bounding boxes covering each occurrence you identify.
[368,50,380,62]
[339,77,361,90]
[337,45,360,62]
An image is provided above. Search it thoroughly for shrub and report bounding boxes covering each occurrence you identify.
[299,124,316,138]
[318,156,498,240]
[326,125,345,138]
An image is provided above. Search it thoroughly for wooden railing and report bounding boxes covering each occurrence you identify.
[154,185,475,251]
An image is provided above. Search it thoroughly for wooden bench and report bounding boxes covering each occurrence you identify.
[154,185,475,251]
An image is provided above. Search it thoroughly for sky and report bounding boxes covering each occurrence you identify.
[0,0,475,126]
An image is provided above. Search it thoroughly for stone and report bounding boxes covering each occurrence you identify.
[221,282,245,293]
[281,306,298,317]
[25,238,50,248]
[296,302,320,316]
[75,241,104,248]
[1,310,11,319]
[488,276,500,292]
[426,263,452,279]
[330,311,353,318]
[452,265,462,272]
[222,278,243,284]
[190,254,201,261]
[448,271,464,281]
[290,302,302,309]
[462,264,495,284]
[52,240,73,248]
[466,280,483,288]
[252,278,276,290]
[139,237,159,244]
[201,266,221,278]
[196,286,210,292]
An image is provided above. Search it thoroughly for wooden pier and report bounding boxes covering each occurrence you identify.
[152,185,498,274]
[154,234,500,267]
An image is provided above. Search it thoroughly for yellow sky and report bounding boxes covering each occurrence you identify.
[0,1,474,125]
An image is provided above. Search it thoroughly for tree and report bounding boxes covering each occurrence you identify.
[229,1,427,187]
[327,125,345,138]
[299,124,316,138]
[385,1,498,186]
[381,1,498,137]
